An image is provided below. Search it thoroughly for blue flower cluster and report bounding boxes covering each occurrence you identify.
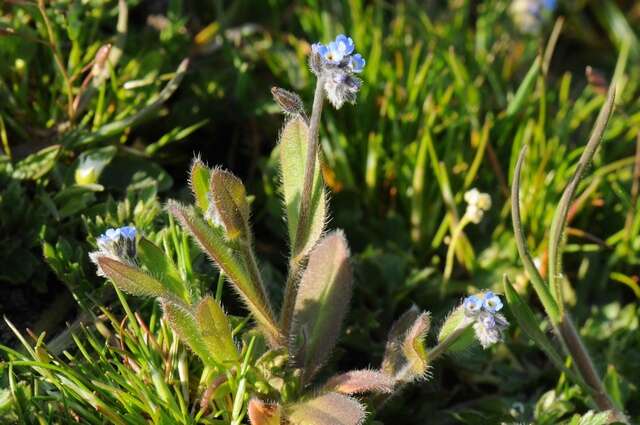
[463,291,508,349]
[311,34,365,73]
[90,226,138,276]
[309,34,366,109]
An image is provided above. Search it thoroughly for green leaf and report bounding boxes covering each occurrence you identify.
[73,146,117,185]
[503,275,585,388]
[548,86,616,308]
[567,410,613,425]
[287,393,365,425]
[195,296,239,364]
[511,145,560,323]
[97,257,174,300]
[436,306,475,353]
[189,157,211,213]
[290,230,352,382]
[166,200,281,345]
[210,168,250,240]
[162,301,217,368]
[279,116,326,261]
[12,145,61,180]
[506,56,540,116]
[137,237,189,302]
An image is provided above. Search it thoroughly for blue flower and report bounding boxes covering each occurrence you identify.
[310,33,365,109]
[119,226,137,240]
[542,0,557,10]
[332,34,355,56]
[463,295,483,316]
[348,53,366,73]
[91,226,138,276]
[482,291,503,313]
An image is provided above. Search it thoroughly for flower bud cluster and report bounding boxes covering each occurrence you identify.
[463,291,508,349]
[310,34,366,109]
[89,226,137,276]
[463,188,491,224]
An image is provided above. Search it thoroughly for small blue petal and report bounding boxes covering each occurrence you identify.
[543,0,556,10]
[312,43,328,57]
[463,295,483,315]
[325,41,346,64]
[334,34,355,56]
[349,53,366,73]
[483,292,503,313]
[119,226,137,240]
[104,228,120,240]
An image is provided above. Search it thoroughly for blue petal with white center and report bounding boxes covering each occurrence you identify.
[333,34,355,56]
[463,295,483,316]
[482,291,503,313]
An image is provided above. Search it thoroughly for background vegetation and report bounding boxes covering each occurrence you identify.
[1,0,640,423]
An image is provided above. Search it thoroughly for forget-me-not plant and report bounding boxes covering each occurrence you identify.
[89,32,510,425]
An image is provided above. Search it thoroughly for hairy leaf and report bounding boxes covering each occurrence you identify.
[189,157,211,213]
[382,306,431,383]
[503,275,587,389]
[248,398,282,425]
[210,168,250,240]
[511,145,560,323]
[290,231,352,382]
[162,301,217,367]
[279,116,326,261]
[325,370,395,394]
[137,237,189,301]
[97,257,171,300]
[436,305,474,353]
[166,200,281,344]
[287,393,365,425]
[567,410,613,425]
[195,296,239,364]
[548,86,616,308]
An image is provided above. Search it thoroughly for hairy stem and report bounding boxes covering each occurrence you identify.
[558,315,628,423]
[238,239,282,346]
[293,76,325,257]
[280,259,303,336]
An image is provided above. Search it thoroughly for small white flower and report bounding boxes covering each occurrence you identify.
[465,204,484,224]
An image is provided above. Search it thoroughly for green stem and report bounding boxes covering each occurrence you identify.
[292,76,325,257]
[558,314,628,423]
[238,239,282,346]
[443,214,471,289]
[280,259,303,337]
